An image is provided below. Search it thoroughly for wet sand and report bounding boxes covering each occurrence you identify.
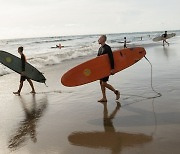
[0,36,180,154]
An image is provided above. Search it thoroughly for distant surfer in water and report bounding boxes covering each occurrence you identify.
[13,47,35,95]
[51,43,64,49]
[97,35,120,102]
[162,31,169,46]
[56,44,63,49]
[124,37,127,48]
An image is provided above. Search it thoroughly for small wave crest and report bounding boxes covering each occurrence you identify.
[0,44,98,77]
[28,45,98,69]
[32,38,74,44]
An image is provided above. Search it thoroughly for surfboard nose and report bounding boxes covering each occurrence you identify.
[129,47,146,55]
[138,47,146,55]
[134,47,146,62]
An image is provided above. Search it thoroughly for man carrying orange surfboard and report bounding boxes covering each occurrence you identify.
[97,35,120,102]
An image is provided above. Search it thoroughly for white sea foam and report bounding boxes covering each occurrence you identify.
[0,65,13,76]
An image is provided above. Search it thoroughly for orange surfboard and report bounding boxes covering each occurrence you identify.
[61,47,146,87]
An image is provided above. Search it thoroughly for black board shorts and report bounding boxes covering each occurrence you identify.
[100,76,109,82]
[20,75,29,82]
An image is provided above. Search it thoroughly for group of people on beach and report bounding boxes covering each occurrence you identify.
[13,35,120,102]
[13,31,170,102]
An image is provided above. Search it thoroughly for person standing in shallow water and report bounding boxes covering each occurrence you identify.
[13,47,35,95]
[97,35,120,102]
[124,37,127,48]
[162,31,169,46]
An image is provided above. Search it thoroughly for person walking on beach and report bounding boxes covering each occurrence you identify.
[162,31,169,46]
[97,35,120,102]
[13,47,35,95]
[124,37,127,48]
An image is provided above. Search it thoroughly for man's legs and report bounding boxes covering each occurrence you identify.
[103,82,120,100]
[98,80,107,102]
[163,39,169,46]
[13,81,24,95]
[165,40,169,46]
[98,81,120,102]
[103,82,116,92]
[27,79,35,93]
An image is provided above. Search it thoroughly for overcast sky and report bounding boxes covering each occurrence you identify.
[0,0,179,39]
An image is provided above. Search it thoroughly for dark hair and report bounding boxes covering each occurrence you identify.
[124,37,126,39]
[101,35,107,41]
[18,46,23,52]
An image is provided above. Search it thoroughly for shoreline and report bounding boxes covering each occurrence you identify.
[0,29,179,41]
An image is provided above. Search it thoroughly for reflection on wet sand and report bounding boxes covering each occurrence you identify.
[8,94,48,151]
[163,46,169,59]
[154,45,177,60]
[68,102,152,154]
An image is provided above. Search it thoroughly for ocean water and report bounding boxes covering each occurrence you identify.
[0,30,179,76]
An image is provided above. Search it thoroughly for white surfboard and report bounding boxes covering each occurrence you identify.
[153,33,176,42]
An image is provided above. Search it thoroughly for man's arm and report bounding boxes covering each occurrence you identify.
[21,55,25,72]
[107,46,114,69]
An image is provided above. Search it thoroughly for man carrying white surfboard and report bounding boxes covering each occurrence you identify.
[97,35,120,102]
[162,31,169,46]
[13,47,35,95]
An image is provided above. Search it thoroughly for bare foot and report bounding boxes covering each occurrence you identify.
[98,98,107,102]
[115,90,120,100]
[13,91,20,96]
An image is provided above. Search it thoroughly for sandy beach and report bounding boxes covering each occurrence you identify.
[0,36,180,154]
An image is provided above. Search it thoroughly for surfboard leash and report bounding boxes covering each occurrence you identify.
[144,56,162,97]
[44,82,48,87]
[118,56,160,136]
[118,55,162,107]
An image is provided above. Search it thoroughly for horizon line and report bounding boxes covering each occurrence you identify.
[0,29,179,41]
